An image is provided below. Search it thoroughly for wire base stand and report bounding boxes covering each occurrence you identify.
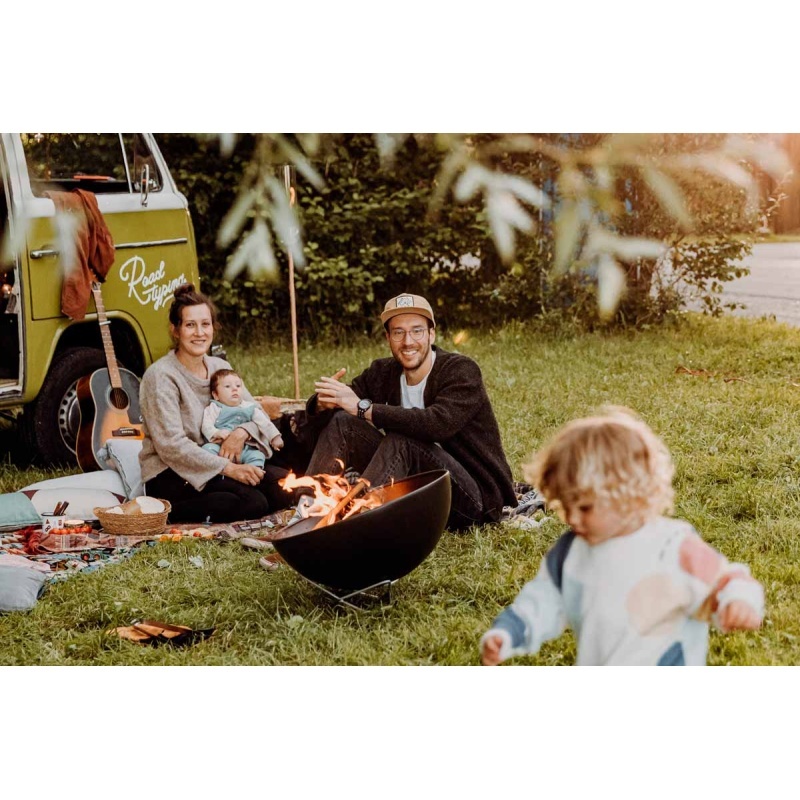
[296,574,396,611]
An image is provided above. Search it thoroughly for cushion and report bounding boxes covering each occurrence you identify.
[0,492,42,532]
[23,469,127,496]
[99,439,144,499]
[0,565,47,612]
[21,487,126,521]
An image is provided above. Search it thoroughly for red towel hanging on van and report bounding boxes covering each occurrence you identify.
[43,189,116,320]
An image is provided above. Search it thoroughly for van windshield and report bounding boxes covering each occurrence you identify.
[21,133,162,197]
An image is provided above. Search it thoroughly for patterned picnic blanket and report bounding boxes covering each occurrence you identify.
[0,510,294,584]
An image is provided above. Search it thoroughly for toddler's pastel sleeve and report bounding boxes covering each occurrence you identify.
[480,556,568,663]
[676,528,765,626]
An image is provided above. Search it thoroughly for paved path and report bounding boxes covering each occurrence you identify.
[721,242,800,326]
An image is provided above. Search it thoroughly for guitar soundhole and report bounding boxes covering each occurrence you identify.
[110,387,129,410]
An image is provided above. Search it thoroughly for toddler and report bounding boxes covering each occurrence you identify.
[201,369,284,467]
[480,407,764,666]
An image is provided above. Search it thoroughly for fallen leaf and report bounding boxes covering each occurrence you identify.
[675,364,714,378]
[157,559,171,569]
[188,556,205,569]
[675,364,752,384]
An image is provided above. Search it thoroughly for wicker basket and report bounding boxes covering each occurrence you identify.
[94,499,172,536]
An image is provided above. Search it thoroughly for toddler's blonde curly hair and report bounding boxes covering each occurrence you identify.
[524,406,675,520]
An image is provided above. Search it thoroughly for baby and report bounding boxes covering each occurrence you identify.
[201,369,284,467]
[480,407,764,666]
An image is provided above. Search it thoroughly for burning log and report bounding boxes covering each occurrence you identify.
[280,470,382,529]
[318,478,370,529]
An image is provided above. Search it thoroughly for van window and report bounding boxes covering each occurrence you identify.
[21,133,162,197]
[123,133,163,193]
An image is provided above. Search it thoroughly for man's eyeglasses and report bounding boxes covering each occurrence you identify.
[389,326,429,343]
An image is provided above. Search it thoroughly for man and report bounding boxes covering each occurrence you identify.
[305,292,517,530]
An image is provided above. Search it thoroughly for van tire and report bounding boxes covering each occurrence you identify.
[20,346,109,466]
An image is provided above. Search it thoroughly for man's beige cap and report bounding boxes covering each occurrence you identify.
[380,293,435,326]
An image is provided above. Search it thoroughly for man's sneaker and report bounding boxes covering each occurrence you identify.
[502,485,546,519]
[343,467,362,486]
[514,489,546,517]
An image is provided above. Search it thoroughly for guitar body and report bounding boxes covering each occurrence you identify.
[76,367,144,472]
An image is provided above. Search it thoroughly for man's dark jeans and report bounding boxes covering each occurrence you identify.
[305,411,485,531]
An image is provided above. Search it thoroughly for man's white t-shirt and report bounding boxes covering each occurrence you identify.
[400,350,435,409]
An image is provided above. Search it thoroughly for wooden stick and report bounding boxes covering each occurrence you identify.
[315,479,369,530]
[284,165,301,401]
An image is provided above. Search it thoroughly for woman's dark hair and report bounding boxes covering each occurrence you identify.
[168,283,219,330]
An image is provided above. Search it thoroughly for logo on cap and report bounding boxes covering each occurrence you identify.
[396,295,414,308]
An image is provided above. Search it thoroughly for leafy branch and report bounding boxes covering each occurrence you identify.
[215,132,791,319]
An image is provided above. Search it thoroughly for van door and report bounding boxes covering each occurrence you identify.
[19,133,195,362]
[0,138,23,394]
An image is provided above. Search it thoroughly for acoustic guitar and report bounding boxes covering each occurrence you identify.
[76,282,144,471]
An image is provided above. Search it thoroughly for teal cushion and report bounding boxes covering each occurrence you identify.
[0,566,47,611]
[0,492,42,532]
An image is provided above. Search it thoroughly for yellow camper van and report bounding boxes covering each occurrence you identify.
[0,133,201,464]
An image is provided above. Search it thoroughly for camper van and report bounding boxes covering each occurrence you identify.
[0,133,201,464]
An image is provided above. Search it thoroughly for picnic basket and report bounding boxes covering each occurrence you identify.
[94,499,172,536]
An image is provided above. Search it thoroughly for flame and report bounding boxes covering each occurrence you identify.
[340,495,380,521]
[279,467,383,526]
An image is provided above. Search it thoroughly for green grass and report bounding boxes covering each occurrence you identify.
[2,313,800,665]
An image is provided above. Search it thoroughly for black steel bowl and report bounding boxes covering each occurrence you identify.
[271,469,451,591]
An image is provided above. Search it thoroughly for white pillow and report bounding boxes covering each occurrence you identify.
[21,487,126,521]
[23,469,127,496]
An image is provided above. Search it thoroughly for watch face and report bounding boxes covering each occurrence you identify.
[358,399,371,410]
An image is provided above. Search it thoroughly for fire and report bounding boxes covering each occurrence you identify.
[280,465,383,527]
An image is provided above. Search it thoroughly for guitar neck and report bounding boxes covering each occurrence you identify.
[91,282,122,389]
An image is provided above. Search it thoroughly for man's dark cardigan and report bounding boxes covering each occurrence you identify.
[309,346,516,522]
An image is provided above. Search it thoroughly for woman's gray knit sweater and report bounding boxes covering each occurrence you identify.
[139,351,260,491]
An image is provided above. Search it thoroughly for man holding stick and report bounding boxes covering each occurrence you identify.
[304,293,516,531]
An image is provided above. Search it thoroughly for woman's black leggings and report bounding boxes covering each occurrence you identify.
[145,466,294,524]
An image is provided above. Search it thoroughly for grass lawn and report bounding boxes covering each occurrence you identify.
[1,313,799,666]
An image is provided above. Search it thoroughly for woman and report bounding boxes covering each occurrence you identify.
[139,283,293,523]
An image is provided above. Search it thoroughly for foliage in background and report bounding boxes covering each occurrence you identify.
[157,133,791,340]
[611,134,779,325]
[156,134,256,314]
[466,133,791,328]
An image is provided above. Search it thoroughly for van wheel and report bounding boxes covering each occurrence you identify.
[20,346,108,466]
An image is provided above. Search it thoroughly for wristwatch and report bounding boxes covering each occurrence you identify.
[357,398,373,419]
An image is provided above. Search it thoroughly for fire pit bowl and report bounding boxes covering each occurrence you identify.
[271,469,451,592]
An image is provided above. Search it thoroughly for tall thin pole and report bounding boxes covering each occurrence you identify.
[284,165,301,401]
